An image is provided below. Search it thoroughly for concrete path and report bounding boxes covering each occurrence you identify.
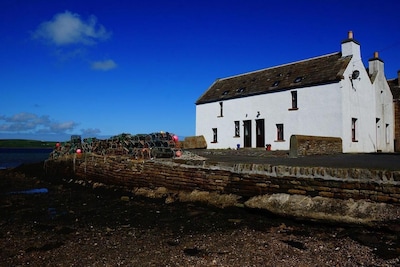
[188,149,400,171]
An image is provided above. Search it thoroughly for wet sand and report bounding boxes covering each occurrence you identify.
[1,163,399,266]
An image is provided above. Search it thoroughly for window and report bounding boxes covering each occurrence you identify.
[219,102,223,117]
[294,76,303,83]
[290,91,298,110]
[234,121,240,137]
[351,118,357,142]
[276,124,284,141]
[272,81,280,87]
[236,87,245,93]
[212,128,218,143]
[386,124,390,144]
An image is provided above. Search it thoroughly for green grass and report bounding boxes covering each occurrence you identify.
[0,139,58,148]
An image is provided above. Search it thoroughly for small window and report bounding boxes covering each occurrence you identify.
[291,91,298,109]
[236,87,245,93]
[234,121,240,137]
[212,128,218,143]
[272,81,280,87]
[294,76,303,83]
[219,102,223,117]
[352,118,357,142]
[386,124,390,144]
[222,90,229,96]
[276,124,284,141]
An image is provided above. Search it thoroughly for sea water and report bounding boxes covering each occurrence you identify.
[0,148,53,169]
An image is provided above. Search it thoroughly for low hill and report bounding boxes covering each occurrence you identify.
[0,139,58,148]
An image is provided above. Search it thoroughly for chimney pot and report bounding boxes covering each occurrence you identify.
[348,31,353,39]
[374,51,379,58]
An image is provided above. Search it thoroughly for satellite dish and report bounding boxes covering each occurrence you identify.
[352,70,360,80]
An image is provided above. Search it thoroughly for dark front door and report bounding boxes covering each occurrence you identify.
[256,119,265,148]
[243,120,252,147]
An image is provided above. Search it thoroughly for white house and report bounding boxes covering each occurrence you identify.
[388,71,400,152]
[195,32,394,153]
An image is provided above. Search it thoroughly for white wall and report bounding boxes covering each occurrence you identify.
[340,60,377,153]
[370,61,395,152]
[196,83,343,150]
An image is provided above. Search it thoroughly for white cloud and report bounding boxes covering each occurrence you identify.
[49,121,78,132]
[8,112,38,122]
[0,112,78,134]
[91,59,117,71]
[81,128,101,135]
[33,10,111,46]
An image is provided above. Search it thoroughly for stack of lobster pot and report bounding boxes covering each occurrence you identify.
[49,132,181,159]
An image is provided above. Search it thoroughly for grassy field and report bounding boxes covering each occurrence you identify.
[0,139,58,148]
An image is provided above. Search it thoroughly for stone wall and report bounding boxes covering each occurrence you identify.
[44,154,400,204]
[289,135,342,157]
[394,100,400,152]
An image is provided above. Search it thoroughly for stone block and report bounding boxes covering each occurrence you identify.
[290,135,342,157]
[374,195,396,203]
[182,135,207,149]
[288,189,306,195]
[319,191,334,198]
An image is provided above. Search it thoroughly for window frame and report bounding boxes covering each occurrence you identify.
[351,118,358,142]
[385,123,390,144]
[276,123,284,141]
[218,102,223,117]
[212,128,218,143]
[234,121,240,137]
[289,90,298,111]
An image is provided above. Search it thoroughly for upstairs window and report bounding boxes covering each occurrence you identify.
[219,102,223,117]
[290,91,298,110]
[386,124,390,144]
[222,90,229,96]
[294,76,303,83]
[212,128,218,143]
[272,81,280,87]
[234,121,240,137]
[236,87,245,93]
[352,118,358,142]
[276,124,284,141]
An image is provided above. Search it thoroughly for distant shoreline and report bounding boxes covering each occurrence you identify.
[0,147,54,150]
[0,139,57,149]
[0,147,53,150]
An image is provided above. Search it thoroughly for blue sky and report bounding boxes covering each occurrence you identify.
[1,0,399,141]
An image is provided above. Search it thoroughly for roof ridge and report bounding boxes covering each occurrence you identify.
[219,52,341,81]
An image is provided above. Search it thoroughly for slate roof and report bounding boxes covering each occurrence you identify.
[196,52,352,105]
[388,78,400,100]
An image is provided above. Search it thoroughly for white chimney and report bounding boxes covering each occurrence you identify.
[368,51,384,76]
[341,31,361,59]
